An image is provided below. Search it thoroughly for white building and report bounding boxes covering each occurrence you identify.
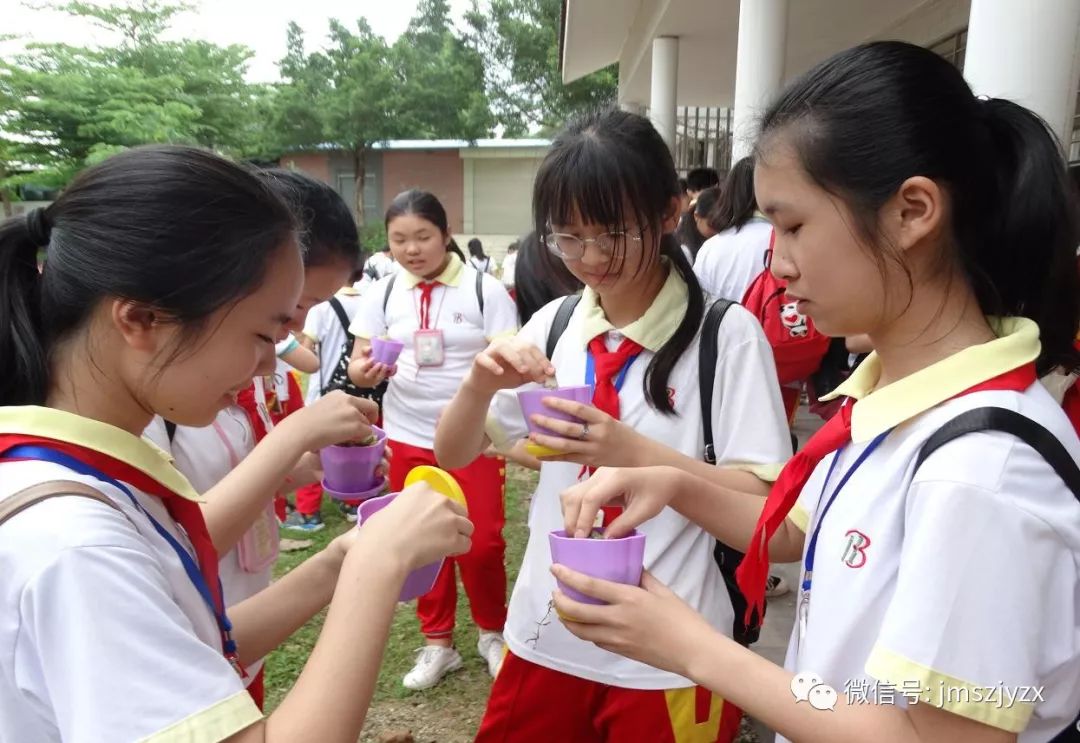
[560,0,1080,163]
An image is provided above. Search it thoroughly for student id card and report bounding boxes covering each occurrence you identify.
[414,329,446,367]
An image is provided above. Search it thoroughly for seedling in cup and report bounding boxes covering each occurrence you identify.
[549,528,646,609]
[319,425,388,501]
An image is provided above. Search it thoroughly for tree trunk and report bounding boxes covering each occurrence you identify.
[353,146,367,226]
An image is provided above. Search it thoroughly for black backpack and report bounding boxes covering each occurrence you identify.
[322,296,388,406]
[544,295,760,642]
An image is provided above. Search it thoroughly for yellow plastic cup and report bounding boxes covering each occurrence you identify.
[404,465,468,513]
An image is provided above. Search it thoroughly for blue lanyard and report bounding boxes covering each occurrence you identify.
[585,349,640,391]
[4,445,240,664]
[801,430,890,593]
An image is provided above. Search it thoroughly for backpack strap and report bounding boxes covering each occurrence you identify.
[476,267,485,315]
[328,296,350,332]
[699,299,736,465]
[0,480,127,528]
[545,295,582,360]
[915,407,1080,498]
[382,274,398,314]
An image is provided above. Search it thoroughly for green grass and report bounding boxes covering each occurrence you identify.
[263,465,533,740]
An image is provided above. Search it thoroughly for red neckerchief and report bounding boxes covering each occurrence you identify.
[0,433,238,669]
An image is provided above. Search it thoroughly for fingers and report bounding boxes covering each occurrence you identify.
[551,590,606,626]
[529,414,588,441]
[540,397,601,421]
[639,570,674,597]
[348,395,380,424]
[560,481,586,537]
[551,565,630,604]
[491,341,552,383]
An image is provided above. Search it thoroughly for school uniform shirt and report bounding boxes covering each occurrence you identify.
[302,287,364,405]
[783,318,1080,741]
[143,411,272,685]
[0,406,261,742]
[351,252,518,450]
[485,268,792,689]
[500,252,517,289]
[693,217,772,302]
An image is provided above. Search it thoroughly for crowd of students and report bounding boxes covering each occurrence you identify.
[0,40,1079,743]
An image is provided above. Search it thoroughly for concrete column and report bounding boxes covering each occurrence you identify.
[964,0,1080,146]
[731,0,790,161]
[650,36,679,151]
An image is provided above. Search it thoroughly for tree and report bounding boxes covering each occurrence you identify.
[0,0,266,182]
[392,0,493,140]
[273,2,492,224]
[465,0,617,136]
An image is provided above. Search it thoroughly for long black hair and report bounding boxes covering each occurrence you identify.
[260,169,360,270]
[467,238,488,261]
[385,189,466,263]
[757,41,1080,375]
[0,145,297,406]
[708,157,757,233]
[534,107,704,414]
[513,231,583,325]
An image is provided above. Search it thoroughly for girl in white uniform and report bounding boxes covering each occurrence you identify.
[0,145,472,743]
[435,108,791,742]
[142,169,375,707]
[552,42,1080,742]
[349,189,519,691]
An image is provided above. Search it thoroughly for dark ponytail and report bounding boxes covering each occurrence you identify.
[0,212,49,405]
[534,106,704,415]
[259,168,360,270]
[757,41,1080,375]
[968,99,1080,374]
[0,145,297,407]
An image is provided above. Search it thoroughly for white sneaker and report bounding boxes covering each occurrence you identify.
[477,631,505,678]
[402,645,463,690]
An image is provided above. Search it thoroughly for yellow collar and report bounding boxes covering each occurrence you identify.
[337,286,359,296]
[400,252,464,289]
[0,406,202,502]
[577,265,688,352]
[823,317,1040,442]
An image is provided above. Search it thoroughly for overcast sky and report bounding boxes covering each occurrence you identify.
[1,0,476,82]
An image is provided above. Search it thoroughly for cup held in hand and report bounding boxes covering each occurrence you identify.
[516,384,593,437]
[357,466,467,601]
[370,336,405,366]
[548,529,646,605]
[319,425,387,497]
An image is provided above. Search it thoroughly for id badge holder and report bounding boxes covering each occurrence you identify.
[414,329,446,367]
[252,376,275,432]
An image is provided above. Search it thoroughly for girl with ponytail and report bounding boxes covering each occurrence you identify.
[550,41,1080,742]
[436,107,791,742]
[0,146,471,742]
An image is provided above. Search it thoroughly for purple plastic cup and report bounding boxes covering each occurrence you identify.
[370,336,405,366]
[548,529,646,604]
[357,492,444,601]
[517,385,593,436]
[319,425,387,494]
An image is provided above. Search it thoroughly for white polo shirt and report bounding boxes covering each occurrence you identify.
[302,287,364,404]
[485,269,792,689]
[783,318,1080,740]
[351,253,518,449]
[693,218,772,302]
[0,406,261,743]
[143,411,267,596]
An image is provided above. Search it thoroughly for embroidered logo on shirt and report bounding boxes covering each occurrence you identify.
[841,529,871,568]
[453,312,465,324]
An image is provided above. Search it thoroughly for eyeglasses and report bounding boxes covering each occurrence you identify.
[543,230,643,260]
